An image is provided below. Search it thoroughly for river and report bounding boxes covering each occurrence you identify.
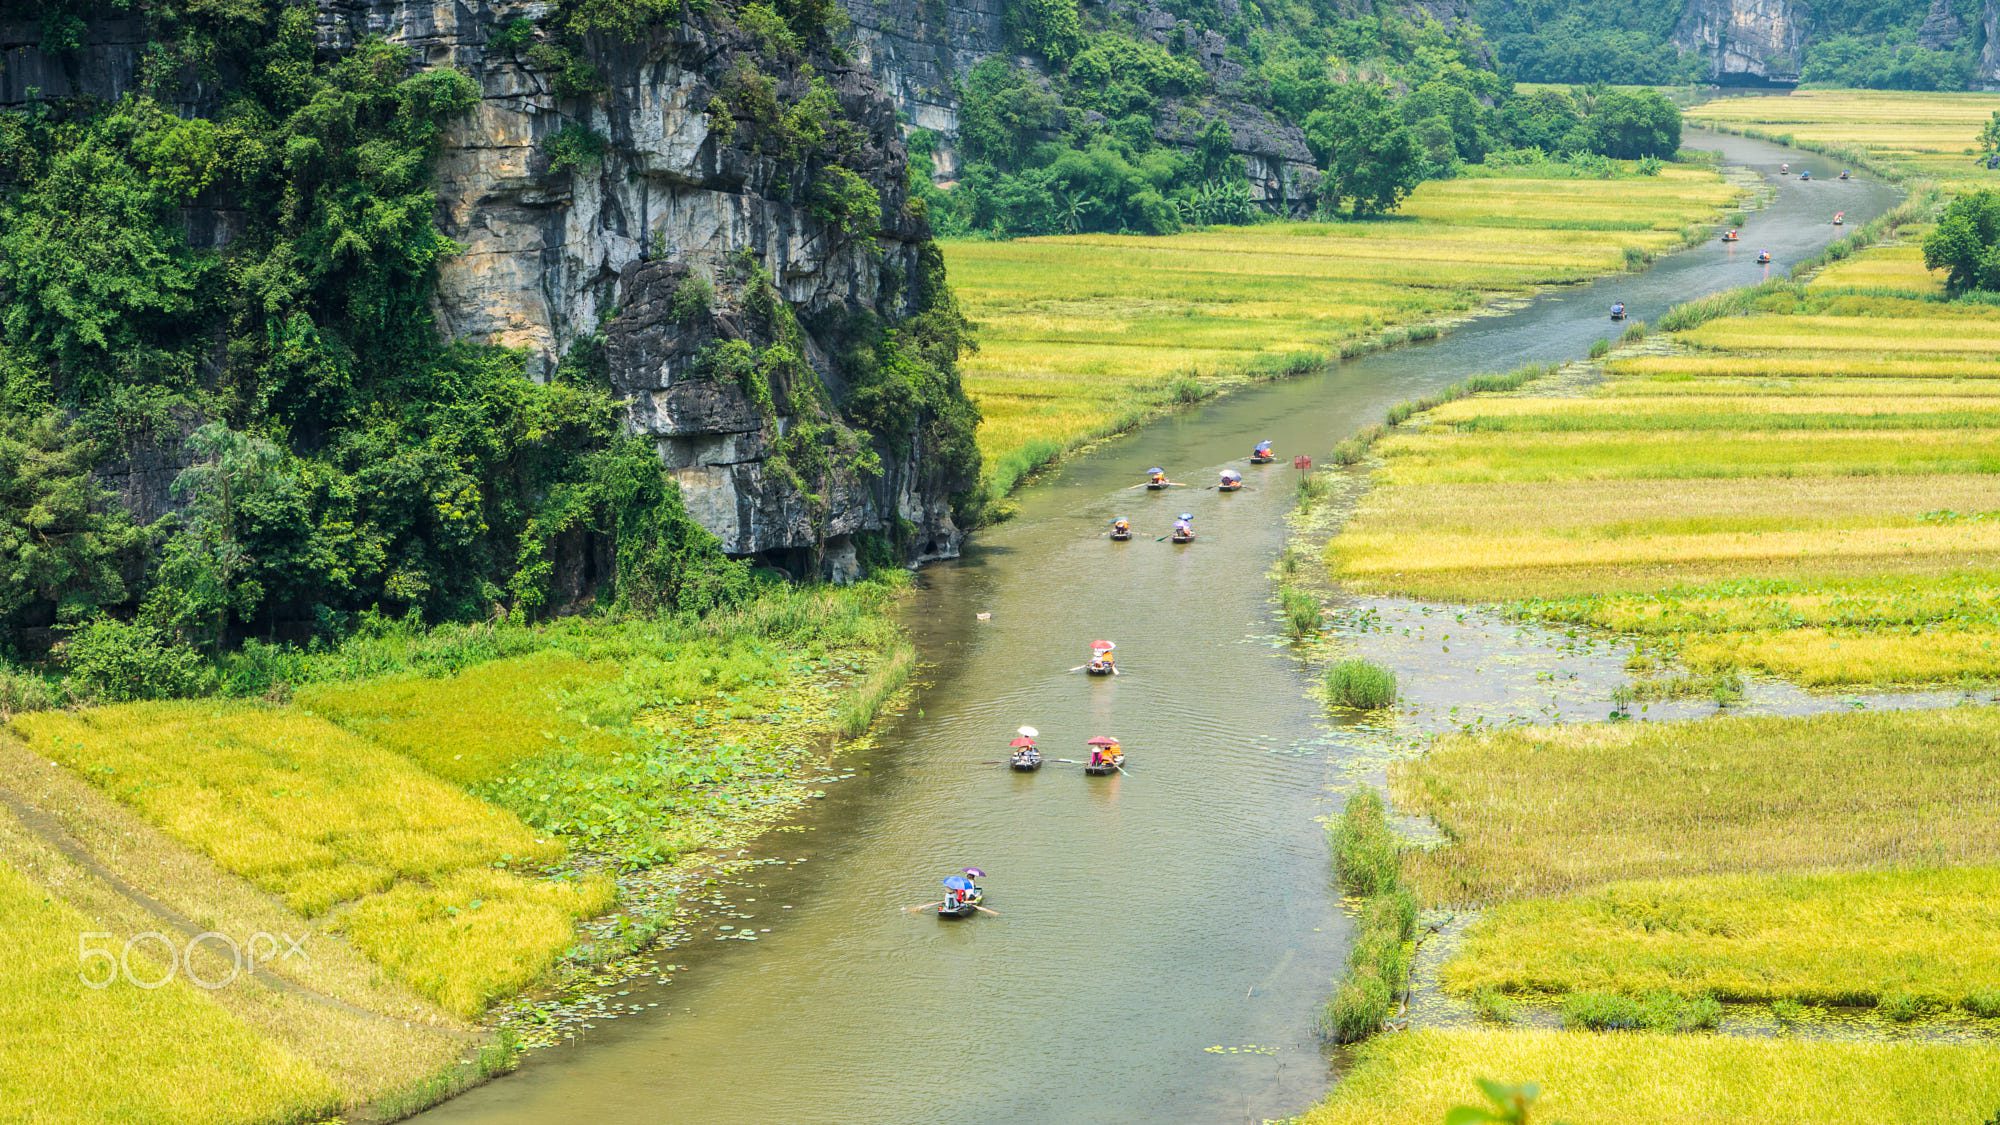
[414,130,1899,1125]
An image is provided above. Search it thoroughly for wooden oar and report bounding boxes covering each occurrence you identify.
[903,901,944,913]
[973,905,1002,917]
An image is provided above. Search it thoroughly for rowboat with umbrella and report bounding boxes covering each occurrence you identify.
[1216,468,1243,492]
[1170,513,1195,544]
[938,869,989,918]
[1084,641,1118,676]
[1083,736,1125,776]
[1136,467,1185,490]
[1010,727,1043,771]
[1109,517,1132,541]
[1249,440,1276,464]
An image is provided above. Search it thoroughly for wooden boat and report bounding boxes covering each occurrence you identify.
[1610,309,1627,321]
[1840,170,1851,180]
[938,877,983,918]
[1009,736,1042,771]
[1721,231,1740,242]
[1083,737,1124,776]
[1218,470,1243,492]
[1249,442,1275,464]
[1110,519,1132,541]
[1144,467,1170,490]
[1085,640,1117,676]
[1833,212,1845,226]
[1757,252,1772,264]
[1171,530,1195,543]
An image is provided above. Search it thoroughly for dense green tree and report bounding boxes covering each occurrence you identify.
[1922,189,2000,292]
[0,412,143,642]
[1304,83,1424,217]
[1584,88,1681,159]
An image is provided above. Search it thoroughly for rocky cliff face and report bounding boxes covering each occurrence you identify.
[840,0,1324,209]
[1671,0,1808,84]
[6,1,969,576]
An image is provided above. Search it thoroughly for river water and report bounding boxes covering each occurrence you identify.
[415,132,1898,1125]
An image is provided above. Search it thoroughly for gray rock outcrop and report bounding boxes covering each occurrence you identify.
[1672,0,1807,84]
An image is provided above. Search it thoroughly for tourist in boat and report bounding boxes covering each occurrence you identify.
[1840,169,1851,180]
[1251,440,1275,463]
[1110,517,1132,540]
[1086,640,1117,675]
[1757,250,1772,264]
[1722,229,1739,242]
[1610,301,1626,320]
[1781,162,1789,174]
[1218,468,1243,491]
[1172,514,1194,542]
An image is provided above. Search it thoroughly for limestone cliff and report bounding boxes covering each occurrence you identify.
[1671,0,1808,84]
[4,2,973,577]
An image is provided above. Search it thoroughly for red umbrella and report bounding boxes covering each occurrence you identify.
[1086,736,1121,747]
[1009,736,1036,748]
[1090,640,1115,652]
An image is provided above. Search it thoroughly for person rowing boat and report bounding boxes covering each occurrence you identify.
[1110,517,1132,541]
[1249,440,1275,464]
[1217,469,1243,492]
[1170,513,1194,543]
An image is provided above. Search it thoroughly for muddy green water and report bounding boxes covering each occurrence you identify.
[415,132,1898,1125]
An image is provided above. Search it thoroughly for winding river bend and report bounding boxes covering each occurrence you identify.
[417,131,1897,1125]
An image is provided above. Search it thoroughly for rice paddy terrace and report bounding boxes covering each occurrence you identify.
[1308,91,2000,1124]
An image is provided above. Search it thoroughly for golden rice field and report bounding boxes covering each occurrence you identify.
[1686,89,2000,190]
[8,702,609,1019]
[1390,706,2000,905]
[1333,270,2000,686]
[946,164,1741,495]
[1305,1029,2000,1125]
[1307,92,2000,1123]
[0,583,911,1118]
[1447,866,2000,1011]
[0,860,341,1125]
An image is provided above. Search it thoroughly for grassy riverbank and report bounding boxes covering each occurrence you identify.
[945,161,1741,496]
[0,582,911,1123]
[1303,90,2000,1123]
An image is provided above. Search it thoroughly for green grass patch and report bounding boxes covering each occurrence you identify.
[1324,658,1398,710]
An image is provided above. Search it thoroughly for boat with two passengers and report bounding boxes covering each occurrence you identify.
[1217,469,1243,492]
[1086,640,1118,676]
[1009,729,1042,771]
[938,870,986,918]
[1083,737,1125,776]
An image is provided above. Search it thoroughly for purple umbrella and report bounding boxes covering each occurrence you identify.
[963,867,986,878]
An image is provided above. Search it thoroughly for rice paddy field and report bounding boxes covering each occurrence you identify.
[1306,1029,2000,1125]
[0,583,911,1119]
[1686,89,1998,192]
[945,163,1742,495]
[1304,91,2000,1124]
[1333,276,2000,687]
